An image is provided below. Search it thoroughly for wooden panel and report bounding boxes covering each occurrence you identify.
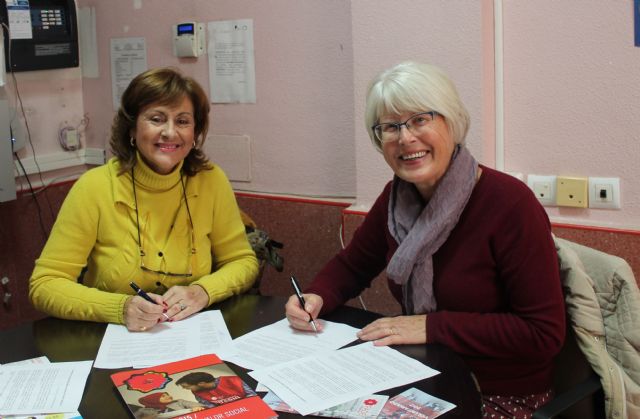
[552,225,640,279]
[236,195,347,299]
[0,182,71,330]
[3,185,638,330]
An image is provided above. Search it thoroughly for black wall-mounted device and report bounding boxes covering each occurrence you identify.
[0,0,78,72]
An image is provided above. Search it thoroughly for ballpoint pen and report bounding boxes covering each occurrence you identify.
[290,275,318,333]
[129,281,170,320]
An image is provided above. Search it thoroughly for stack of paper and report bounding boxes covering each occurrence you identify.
[218,317,440,416]
[94,310,232,369]
[0,357,89,418]
[219,318,360,370]
[249,342,439,416]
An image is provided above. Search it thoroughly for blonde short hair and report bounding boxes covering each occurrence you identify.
[364,62,470,152]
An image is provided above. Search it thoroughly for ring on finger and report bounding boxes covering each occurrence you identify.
[388,327,396,335]
[179,302,187,311]
[140,326,147,332]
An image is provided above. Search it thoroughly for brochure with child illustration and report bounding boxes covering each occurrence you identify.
[110,354,277,419]
[378,387,455,419]
[263,391,387,418]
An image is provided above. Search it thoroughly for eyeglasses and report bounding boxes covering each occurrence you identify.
[372,111,439,145]
[131,168,196,278]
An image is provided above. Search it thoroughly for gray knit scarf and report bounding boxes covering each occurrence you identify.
[387,145,478,314]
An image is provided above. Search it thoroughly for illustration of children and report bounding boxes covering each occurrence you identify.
[138,391,205,414]
[176,372,257,407]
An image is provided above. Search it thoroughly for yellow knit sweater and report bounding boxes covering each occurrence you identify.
[29,155,258,324]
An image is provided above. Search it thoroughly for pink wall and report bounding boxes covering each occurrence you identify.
[8,0,640,231]
[9,69,84,157]
[78,0,355,198]
[350,0,485,208]
[502,1,640,229]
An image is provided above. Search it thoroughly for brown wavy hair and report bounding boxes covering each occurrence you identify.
[109,67,211,176]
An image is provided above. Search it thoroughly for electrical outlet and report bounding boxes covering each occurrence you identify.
[527,175,557,206]
[66,129,79,149]
[556,176,588,208]
[588,177,621,209]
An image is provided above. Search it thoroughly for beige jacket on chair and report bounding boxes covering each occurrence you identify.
[554,237,640,418]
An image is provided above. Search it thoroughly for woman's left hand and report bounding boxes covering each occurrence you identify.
[357,315,427,346]
[161,284,209,321]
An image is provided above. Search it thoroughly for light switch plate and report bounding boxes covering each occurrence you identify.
[556,176,588,208]
[527,174,557,206]
[588,177,621,209]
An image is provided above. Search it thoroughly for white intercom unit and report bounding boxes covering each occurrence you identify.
[172,22,205,58]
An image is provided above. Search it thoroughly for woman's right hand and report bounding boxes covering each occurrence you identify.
[123,294,168,332]
[285,293,323,332]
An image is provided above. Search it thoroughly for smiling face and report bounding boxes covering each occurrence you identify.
[178,380,213,392]
[131,95,195,175]
[159,393,174,403]
[380,111,456,200]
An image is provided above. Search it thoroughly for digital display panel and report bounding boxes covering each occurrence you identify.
[177,23,194,36]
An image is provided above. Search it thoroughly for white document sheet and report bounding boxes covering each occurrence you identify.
[220,318,359,370]
[94,310,232,369]
[1,412,81,419]
[1,356,50,367]
[249,342,440,416]
[110,37,147,110]
[207,19,256,103]
[0,361,92,415]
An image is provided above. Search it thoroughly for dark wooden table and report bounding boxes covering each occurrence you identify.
[0,294,481,418]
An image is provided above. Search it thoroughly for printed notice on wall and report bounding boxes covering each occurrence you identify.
[6,0,33,39]
[110,37,147,110]
[207,19,256,103]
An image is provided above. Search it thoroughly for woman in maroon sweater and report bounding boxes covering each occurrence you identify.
[285,62,565,418]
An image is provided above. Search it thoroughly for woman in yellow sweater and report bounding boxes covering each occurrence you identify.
[29,68,259,332]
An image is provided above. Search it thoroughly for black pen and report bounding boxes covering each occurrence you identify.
[290,275,318,333]
[129,281,169,319]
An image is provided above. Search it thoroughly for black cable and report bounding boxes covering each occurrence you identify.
[2,22,55,220]
[10,72,55,220]
[13,152,49,241]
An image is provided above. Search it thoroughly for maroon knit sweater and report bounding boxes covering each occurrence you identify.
[306,165,565,396]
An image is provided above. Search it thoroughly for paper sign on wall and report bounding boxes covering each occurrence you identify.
[5,0,33,40]
[110,37,147,110]
[207,19,256,103]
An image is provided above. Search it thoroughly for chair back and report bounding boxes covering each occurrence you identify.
[548,318,604,419]
[552,237,640,419]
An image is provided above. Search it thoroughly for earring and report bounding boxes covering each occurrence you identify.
[130,137,136,147]
[192,141,197,149]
